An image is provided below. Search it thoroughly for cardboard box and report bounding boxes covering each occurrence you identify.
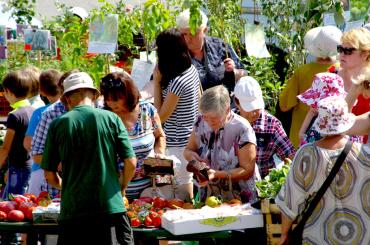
[161,204,263,235]
[32,202,60,224]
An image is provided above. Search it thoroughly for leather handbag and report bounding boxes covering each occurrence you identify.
[284,140,352,245]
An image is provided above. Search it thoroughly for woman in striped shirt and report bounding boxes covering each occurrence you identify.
[154,28,201,200]
[100,72,166,201]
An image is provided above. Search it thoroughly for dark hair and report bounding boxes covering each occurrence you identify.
[39,69,62,97]
[2,70,32,98]
[23,66,41,97]
[100,72,140,112]
[156,28,192,89]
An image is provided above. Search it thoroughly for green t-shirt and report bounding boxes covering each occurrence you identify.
[41,105,135,221]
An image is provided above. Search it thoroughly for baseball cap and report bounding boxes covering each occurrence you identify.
[63,72,99,95]
[234,76,264,112]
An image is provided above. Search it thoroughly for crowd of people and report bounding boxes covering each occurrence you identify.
[0,8,369,245]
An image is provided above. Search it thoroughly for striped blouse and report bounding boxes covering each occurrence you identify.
[162,65,200,147]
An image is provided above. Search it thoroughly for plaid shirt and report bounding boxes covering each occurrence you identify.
[234,109,296,178]
[31,100,66,156]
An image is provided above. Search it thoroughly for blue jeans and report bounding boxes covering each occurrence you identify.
[2,166,31,200]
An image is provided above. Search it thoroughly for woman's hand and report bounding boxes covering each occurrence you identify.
[154,153,167,159]
[223,58,235,72]
[153,64,162,85]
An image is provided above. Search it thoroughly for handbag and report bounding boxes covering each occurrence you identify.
[284,140,352,245]
[206,173,240,201]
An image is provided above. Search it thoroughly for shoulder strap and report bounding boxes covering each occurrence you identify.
[297,140,353,225]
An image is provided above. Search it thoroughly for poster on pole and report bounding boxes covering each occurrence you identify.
[88,14,118,54]
[24,29,50,51]
[244,22,270,58]
[130,59,155,90]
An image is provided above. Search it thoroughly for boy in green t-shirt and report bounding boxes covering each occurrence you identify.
[41,71,137,245]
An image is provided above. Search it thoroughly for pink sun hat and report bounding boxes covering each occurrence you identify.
[297,72,347,109]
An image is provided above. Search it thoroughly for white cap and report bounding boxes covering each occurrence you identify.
[63,72,99,95]
[234,76,264,112]
[70,7,89,21]
[304,26,342,58]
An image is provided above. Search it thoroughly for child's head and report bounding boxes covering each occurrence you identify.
[297,72,347,109]
[2,70,32,99]
[22,66,41,98]
[39,69,62,97]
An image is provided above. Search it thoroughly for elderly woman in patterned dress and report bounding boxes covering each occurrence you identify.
[276,96,370,245]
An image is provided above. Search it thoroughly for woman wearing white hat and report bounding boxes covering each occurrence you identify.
[276,96,370,245]
[279,26,342,148]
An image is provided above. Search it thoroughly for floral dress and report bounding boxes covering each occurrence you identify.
[193,112,258,203]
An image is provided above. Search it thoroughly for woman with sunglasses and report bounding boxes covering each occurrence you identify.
[153,28,201,200]
[333,28,370,142]
[100,72,166,201]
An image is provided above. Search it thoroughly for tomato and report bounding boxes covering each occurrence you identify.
[127,211,136,219]
[7,210,25,222]
[23,194,38,204]
[0,201,16,214]
[156,209,164,216]
[152,216,161,228]
[149,211,158,220]
[0,211,7,221]
[130,218,141,227]
[144,216,152,227]
[152,197,166,209]
[18,202,37,220]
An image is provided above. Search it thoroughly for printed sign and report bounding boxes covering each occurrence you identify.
[88,14,118,54]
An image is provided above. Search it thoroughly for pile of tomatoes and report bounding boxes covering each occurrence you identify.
[126,196,185,228]
[0,192,53,222]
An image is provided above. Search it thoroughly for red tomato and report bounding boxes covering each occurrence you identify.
[130,218,141,227]
[149,211,158,220]
[18,202,37,220]
[156,209,164,216]
[23,194,38,204]
[0,211,7,221]
[139,197,153,204]
[152,216,161,228]
[153,197,166,209]
[144,216,152,227]
[7,210,25,222]
[0,201,16,214]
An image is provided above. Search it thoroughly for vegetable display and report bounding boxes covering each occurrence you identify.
[256,165,290,199]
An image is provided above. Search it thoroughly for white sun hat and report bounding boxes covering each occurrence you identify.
[313,96,355,135]
[63,72,99,95]
[304,26,342,58]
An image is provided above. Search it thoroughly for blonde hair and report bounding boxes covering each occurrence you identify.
[199,85,230,116]
[176,9,208,30]
[353,66,370,85]
[341,28,370,62]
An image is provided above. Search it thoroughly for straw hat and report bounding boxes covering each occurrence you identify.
[304,26,342,58]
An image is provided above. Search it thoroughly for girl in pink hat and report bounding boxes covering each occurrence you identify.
[297,72,347,145]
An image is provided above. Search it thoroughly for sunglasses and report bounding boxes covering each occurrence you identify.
[337,45,357,55]
[100,76,123,90]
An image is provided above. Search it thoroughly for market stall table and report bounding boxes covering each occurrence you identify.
[0,222,234,245]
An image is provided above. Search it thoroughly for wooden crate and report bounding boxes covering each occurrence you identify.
[0,92,11,116]
[261,199,282,245]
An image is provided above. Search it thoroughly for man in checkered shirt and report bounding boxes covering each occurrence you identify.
[233,76,296,178]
